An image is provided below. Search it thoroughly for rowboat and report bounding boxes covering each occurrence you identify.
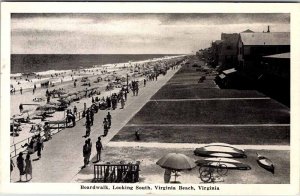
[196,157,251,170]
[256,153,275,174]
[194,143,246,158]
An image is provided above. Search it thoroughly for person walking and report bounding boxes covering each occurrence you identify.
[71,112,76,127]
[10,155,15,181]
[16,152,25,181]
[84,103,87,112]
[120,96,125,109]
[111,96,117,110]
[86,109,91,125]
[106,112,112,127]
[144,78,146,87]
[43,122,52,141]
[87,138,92,164]
[85,120,91,137]
[90,110,94,126]
[82,140,89,168]
[106,97,111,110]
[36,135,43,159]
[135,82,139,96]
[132,81,136,96]
[124,89,127,101]
[25,154,32,181]
[19,104,23,113]
[96,137,104,162]
[103,118,109,137]
[73,106,77,116]
[20,87,22,94]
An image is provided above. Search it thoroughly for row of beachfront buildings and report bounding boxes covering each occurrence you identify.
[197,26,290,106]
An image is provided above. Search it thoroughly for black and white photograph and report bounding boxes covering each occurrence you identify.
[1,2,300,195]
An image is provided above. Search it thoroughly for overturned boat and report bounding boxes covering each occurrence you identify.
[196,157,251,170]
[194,143,247,158]
[256,153,275,174]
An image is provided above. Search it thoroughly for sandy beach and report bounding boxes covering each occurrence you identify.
[10,55,184,150]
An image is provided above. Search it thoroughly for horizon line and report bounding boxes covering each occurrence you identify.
[11,53,189,55]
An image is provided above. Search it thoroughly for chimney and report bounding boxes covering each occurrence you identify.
[267,25,270,33]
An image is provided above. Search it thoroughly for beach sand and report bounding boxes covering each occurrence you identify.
[10,55,184,149]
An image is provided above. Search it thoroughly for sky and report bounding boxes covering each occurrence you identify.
[11,13,290,54]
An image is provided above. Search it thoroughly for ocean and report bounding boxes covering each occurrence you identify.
[11,54,180,74]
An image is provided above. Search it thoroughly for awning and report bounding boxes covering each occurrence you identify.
[219,74,226,79]
[223,68,237,75]
[263,52,290,59]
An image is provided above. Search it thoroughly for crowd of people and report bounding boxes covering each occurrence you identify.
[10,59,183,182]
[12,152,32,182]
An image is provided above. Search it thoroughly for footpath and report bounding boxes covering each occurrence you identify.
[11,66,181,183]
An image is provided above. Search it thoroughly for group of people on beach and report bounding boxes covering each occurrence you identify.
[10,59,181,182]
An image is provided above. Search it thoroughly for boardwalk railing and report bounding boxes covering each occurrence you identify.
[10,109,86,158]
[93,163,140,183]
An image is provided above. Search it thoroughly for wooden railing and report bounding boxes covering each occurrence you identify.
[93,163,140,183]
[10,108,86,158]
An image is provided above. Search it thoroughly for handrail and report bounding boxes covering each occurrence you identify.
[10,108,85,158]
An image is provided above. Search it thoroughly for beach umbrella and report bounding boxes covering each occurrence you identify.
[156,153,196,183]
[156,153,196,171]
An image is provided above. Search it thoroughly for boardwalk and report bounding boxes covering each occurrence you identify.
[11,67,180,183]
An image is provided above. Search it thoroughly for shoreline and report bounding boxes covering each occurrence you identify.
[10,55,186,150]
[10,55,185,77]
[10,55,185,90]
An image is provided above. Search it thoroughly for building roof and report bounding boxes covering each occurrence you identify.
[263,52,290,59]
[219,74,226,79]
[242,29,254,33]
[240,32,290,46]
[223,68,237,75]
[214,40,224,45]
[221,33,240,44]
